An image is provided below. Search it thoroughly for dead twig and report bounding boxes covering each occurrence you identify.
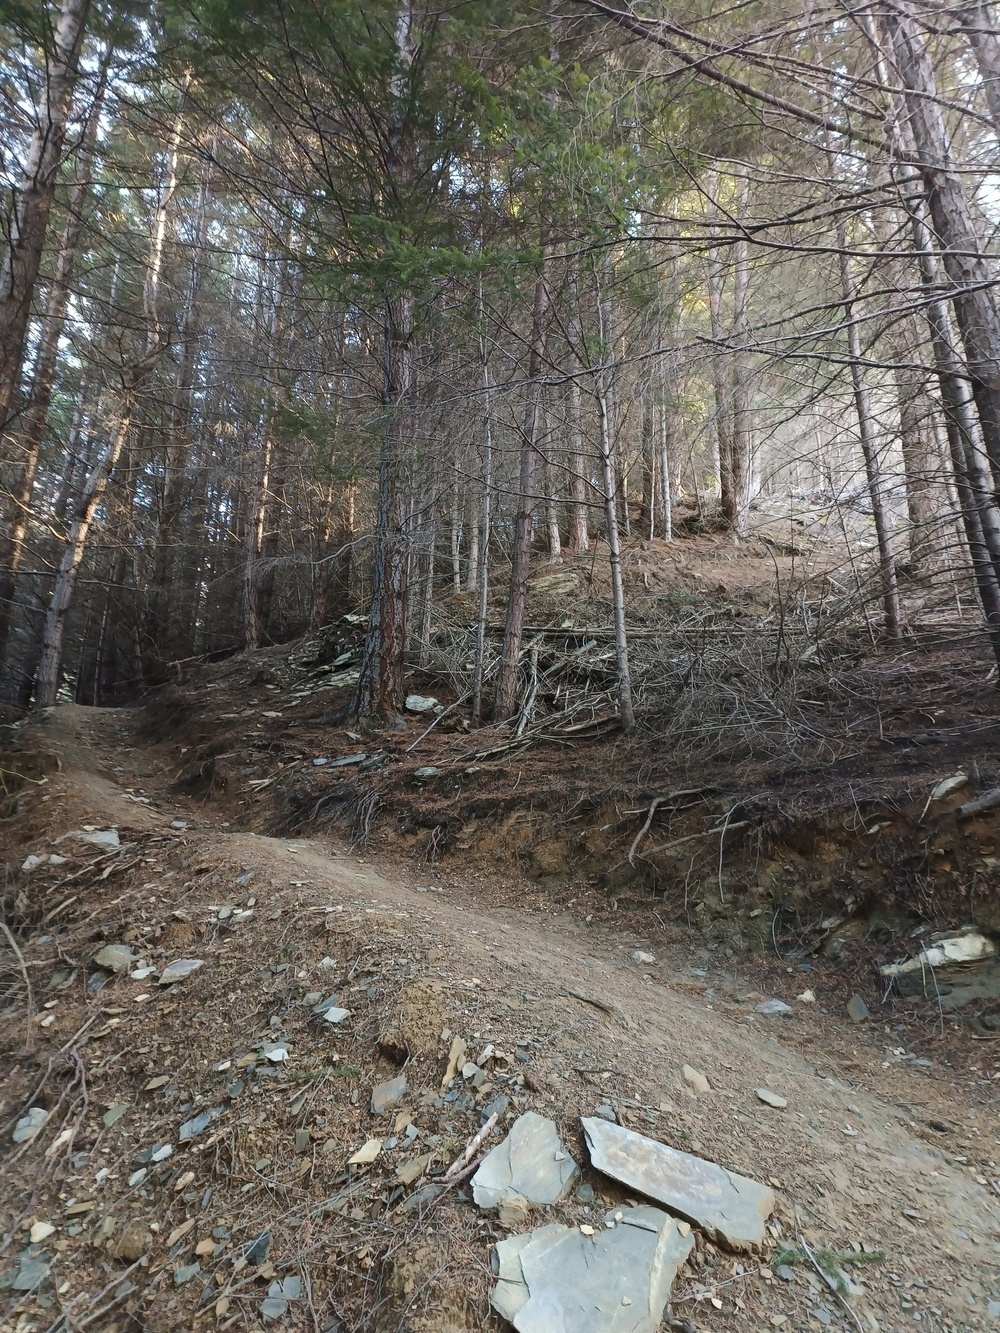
[642,821,749,859]
[441,1112,498,1183]
[797,1234,866,1333]
[1,919,34,1016]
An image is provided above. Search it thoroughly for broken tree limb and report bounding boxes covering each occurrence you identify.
[641,820,750,859]
[957,787,1000,818]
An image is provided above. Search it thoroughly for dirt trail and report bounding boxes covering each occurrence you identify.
[3,704,999,1332]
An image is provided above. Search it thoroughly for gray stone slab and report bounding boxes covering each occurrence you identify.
[473,1111,579,1210]
[490,1205,693,1332]
[371,1074,407,1114]
[582,1116,774,1252]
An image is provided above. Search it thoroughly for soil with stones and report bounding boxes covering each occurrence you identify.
[0,703,998,1333]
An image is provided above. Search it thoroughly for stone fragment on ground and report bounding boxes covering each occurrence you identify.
[881,927,1000,1008]
[846,994,869,1023]
[473,1111,579,1210]
[158,958,203,986]
[371,1074,407,1114]
[582,1116,774,1251]
[682,1064,710,1094]
[490,1205,693,1332]
[405,694,438,713]
[53,827,120,849]
[93,944,135,973]
[756,1088,787,1108]
[755,997,792,1016]
[12,1107,48,1143]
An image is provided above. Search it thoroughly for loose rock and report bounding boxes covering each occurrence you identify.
[755,1088,787,1109]
[755,998,792,1016]
[682,1065,710,1094]
[29,1222,55,1244]
[405,694,439,713]
[348,1138,382,1166]
[582,1116,774,1251]
[491,1205,693,1332]
[94,944,134,973]
[54,827,120,849]
[371,1075,407,1115]
[158,958,204,986]
[846,994,869,1023]
[114,1221,148,1262]
[473,1112,579,1211]
[12,1107,47,1144]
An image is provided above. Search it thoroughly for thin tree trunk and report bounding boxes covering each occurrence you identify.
[543,400,562,559]
[0,0,90,427]
[640,394,655,539]
[449,464,461,593]
[707,180,733,522]
[567,313,590,553]
[596,286,634,730]
[470,305,493,727]
[494,244,553,720]
[824,124,901,636]
[658,339,674,542]
[419,474,438,666]
[729,172,753,534]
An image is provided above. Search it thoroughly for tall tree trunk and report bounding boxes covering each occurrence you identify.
[0,65,104,671]
[34,407,130,707]
[707,187,733,522]
[883,6,1000,488]
[729,172,753,534]
[543,401,562,559]
[823,121,901,636]
[596,287,634,730]
[493,244,553,720]
[144,143,210,677]
[243,430,284,648]
[640,394,655,539]
[566,313,590,553]
[470,304,493,727]
[957,0,1000,140]
[0,0,90,427]
[354,289,413,715]
[657,336,674,542]
[353,2,416,717]
[32,84,176,708]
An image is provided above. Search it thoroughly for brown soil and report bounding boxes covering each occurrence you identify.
[0,702,998,1332]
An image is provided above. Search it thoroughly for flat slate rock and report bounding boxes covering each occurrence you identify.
[371,1074,407,1115]
[473,1111,579,1210]
[491,1204,693,1332]
[582,1116,774,1251]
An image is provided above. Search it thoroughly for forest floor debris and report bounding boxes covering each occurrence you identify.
[0,702,999,1329]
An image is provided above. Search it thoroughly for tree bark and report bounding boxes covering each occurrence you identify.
[34,407,130,707]
[493,243,553,720]
[596,286,634,730]
[0,0,90,428]
[566,313,590,553]
[883,5,1000,489]
[957,0,1000,141]
[144,144,210,677]
[352,2,416,717]
[0,84,101,668]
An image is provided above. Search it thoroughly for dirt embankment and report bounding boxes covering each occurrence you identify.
[0,704,998,1331]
